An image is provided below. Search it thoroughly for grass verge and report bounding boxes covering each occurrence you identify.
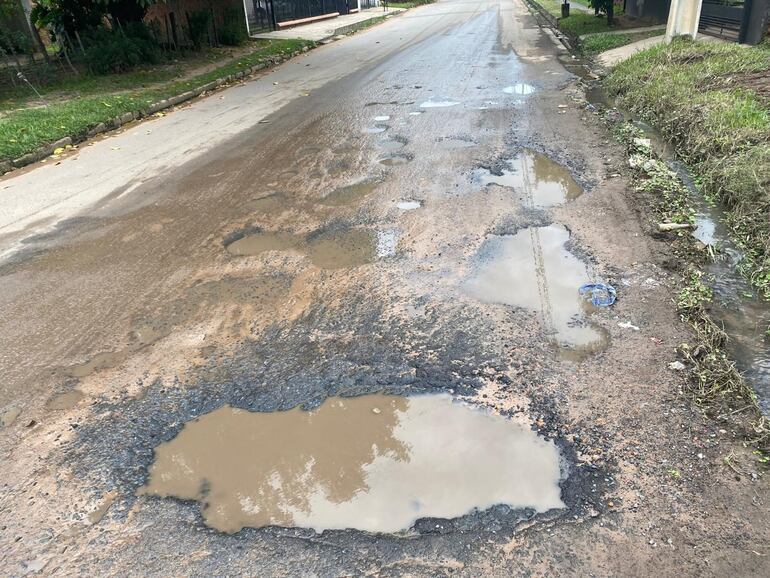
[0,38,313,163]
[579,30,663,55]
[388,0,436,8]
[606,38,770,297]
[0,45,257,112]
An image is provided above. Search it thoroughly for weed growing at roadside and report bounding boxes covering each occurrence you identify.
[611,119,762,427]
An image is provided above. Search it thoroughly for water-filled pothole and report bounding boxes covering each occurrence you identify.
[140,393,563,534]
[464,224,608,357]
[225,228,377,269]
[378,154,412,166]
[397,200,422,210]
[363,125,388,134]
[246,192,287,213]
[225,231,296,256]
[321,180,380,206]
[419,100,460,108]
[304,228,376,269]
[473,150,582,208]
[503,83,535,95]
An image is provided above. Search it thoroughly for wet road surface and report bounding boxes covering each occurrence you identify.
[1,1,769,576]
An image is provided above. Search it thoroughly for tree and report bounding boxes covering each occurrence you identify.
[588,0,616,26]
[30,0,160,36]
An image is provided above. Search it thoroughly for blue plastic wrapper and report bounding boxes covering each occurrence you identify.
[578,283,616,307]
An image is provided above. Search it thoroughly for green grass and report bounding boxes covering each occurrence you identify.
[535,0,564,17]
[388,0,435,8]
[580,30,663,55]
[0,44,271,112]
[559,13,620,37]
[0,38,313,162]
[529,1,647,38]
[607,38,770,295]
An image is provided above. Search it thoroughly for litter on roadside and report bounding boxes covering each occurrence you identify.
[579,283,616,307]
[618,321,640,331]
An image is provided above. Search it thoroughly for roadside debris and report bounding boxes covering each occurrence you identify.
[579,283,616,307]
[658,223,696,232]
[618,321,640,331]
[668,361,687,371]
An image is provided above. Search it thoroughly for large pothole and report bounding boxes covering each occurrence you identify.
[473,149,582,208]
[464,224,609,358]
[225,227,379,269]
[139,393,564,534]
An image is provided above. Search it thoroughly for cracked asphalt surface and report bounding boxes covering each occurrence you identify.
[1,1,769,576]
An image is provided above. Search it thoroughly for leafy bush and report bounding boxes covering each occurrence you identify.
[0,25,33,55]
[219,7,247,46]
[83,23,160,75]
[186,10,211,50]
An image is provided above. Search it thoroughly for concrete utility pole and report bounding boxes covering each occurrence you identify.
[665,0,704,41]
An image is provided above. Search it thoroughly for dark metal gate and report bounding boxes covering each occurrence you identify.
[244,0,276,33]
[699,0,749,41]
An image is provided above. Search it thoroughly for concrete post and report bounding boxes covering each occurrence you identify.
[665,0,704,41]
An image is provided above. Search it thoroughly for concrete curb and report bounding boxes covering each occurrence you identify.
[2,45,313,176]
[522,0,574,51]
[331,10,401,37]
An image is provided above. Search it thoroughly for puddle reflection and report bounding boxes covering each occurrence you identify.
[140,393,563,533]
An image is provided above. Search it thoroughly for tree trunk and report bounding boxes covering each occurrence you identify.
[20,0,50,63]
[607,2,614,25]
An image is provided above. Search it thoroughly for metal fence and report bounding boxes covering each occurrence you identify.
[272,0,348,24]
[699,0,747,41]
[244,0,276,33]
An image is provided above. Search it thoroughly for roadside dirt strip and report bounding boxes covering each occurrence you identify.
[1,1,768,576]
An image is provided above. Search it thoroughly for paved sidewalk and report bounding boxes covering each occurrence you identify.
[252,7,405,42]
[569,1,594,13]
[579,24,666,40]
[596,32,722,67]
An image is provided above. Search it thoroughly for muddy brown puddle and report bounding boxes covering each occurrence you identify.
[464,224,608,357]
[473,150,582,208]
[378,154,412,166]
[140,393,563,534]
[225,232,296,256]
[226,228,377,269]
[245,192,288,213]
[320,180,380,206]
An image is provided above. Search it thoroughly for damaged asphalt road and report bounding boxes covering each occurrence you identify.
[1,0,769,576]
